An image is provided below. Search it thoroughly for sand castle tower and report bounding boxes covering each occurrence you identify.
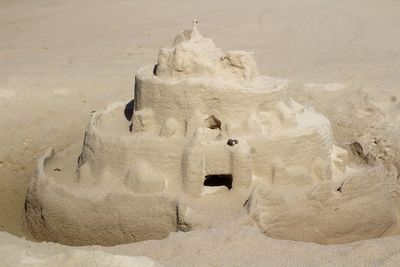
[25,22,400,246]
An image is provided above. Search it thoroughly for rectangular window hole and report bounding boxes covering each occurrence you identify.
[203,174,233,190]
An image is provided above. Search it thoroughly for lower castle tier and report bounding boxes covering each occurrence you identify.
[25,23,400,246]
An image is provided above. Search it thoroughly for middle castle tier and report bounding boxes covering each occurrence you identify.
[81,24,334,196]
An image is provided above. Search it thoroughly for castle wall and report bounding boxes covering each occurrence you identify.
[134,66,290,138]
[79,119,186,191]
[26,165,178,246]
[250,126,332,185]
[183,141,252,196]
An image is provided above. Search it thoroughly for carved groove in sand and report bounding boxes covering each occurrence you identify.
[25,23,400,246]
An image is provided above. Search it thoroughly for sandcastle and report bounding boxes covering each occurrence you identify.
[25,22,400,246]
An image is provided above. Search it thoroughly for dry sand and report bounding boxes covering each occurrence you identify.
[1,0,400,265]
[1,223,400,266]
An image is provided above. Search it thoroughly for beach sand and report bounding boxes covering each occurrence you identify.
[1,0,400,265]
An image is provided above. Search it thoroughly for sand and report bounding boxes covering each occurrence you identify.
[1,224,400,266]
[1,0,400,265]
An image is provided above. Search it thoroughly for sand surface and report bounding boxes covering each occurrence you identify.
[1,223,400,266]
[1,0,400,265]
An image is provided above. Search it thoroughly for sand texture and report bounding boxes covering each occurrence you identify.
[1,0,400,266]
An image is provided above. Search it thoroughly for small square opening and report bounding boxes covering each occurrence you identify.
[203,174,233,190]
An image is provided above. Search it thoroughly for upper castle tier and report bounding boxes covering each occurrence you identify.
[130,22,334,196]
[155,22,259,83]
